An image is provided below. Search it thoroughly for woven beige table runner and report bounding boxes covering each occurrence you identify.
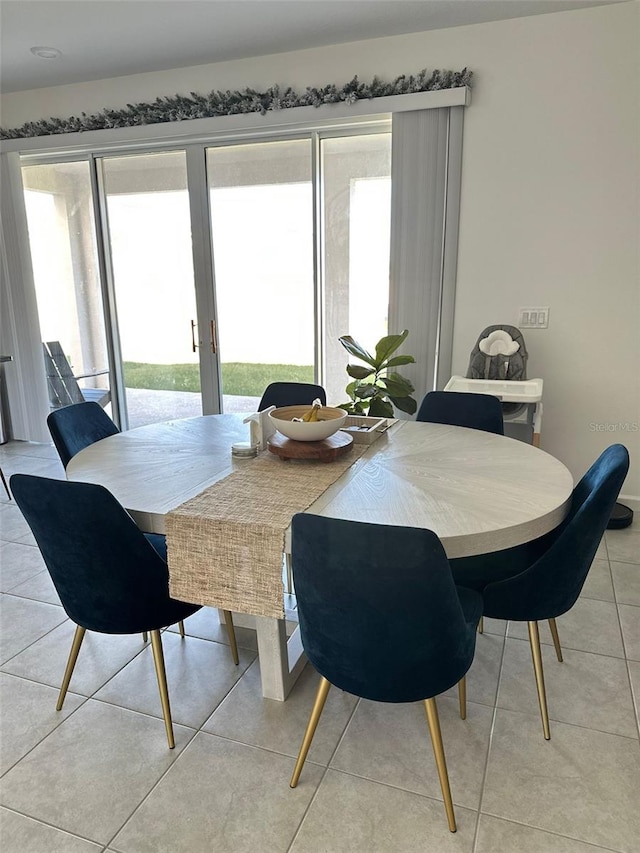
[166,445,367,619]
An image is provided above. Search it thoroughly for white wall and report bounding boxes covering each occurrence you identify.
[2,2,638,498]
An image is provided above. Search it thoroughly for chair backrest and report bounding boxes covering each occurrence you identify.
[10,474,181,634]
[44,341,110,411]
[291,513,478,703]
[466,324,528,382]
[258,382,327,411]
[416,390,504,435]
[47,401,119,469]
[43,342,85,408]
[482,444,629,621]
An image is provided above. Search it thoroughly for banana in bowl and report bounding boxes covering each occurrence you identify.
[268,405,347,442]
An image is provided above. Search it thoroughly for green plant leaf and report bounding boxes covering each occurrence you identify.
[346,364,375,380]
[389,371,415,392]
[374,330,409,366]
[354,384,378,399]
[345,380,357,399]
[337,401,357,413]
[379,376,414,398]
[368,397,394,418]
[385,354,415,367]
[339,330,416,419]
[338,335,376,367]
[389,394,417,415]
[382,378,411,397]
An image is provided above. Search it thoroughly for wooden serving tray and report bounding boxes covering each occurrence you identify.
[267,431,354,462]
[340,415,389,444]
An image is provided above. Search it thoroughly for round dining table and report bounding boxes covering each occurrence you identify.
[67,413,574,699]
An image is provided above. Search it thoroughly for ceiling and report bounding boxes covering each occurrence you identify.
[0,0,627,94]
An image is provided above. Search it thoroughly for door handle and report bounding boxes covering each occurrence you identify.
[210,320,217,354]
[190,319,199,353]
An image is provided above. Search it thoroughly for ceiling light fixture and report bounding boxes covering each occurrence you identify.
[30,46,63,60]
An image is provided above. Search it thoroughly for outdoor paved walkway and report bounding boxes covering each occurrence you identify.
[125,388,260,429]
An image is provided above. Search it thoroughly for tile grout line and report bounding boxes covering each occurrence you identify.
[0,692,91,779]
[607,548,640,741]
[497,632,639,742]
[100,732,201,853]
[0,803,104,850]
[470,626,507,853]
[285,692,362,852]
[613,597,640,743]
[100,645,262,851]
[478,813,624,853]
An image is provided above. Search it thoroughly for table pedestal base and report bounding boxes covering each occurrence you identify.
[217,609,307,700]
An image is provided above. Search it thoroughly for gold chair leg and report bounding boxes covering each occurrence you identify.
[424,697,457,832]
[548,617,563,662]
[178,620,185,639]
[0,467,10,499]
[477,616,484,634]
[150,630,175,749]
[223,610,239,665]
[527,621,551,740]
[457,676,467,720]
[290,676,331,788]
[285,553,293,595]
[56,625,86,711]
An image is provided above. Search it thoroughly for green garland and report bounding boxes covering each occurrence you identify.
[0,67,472,141]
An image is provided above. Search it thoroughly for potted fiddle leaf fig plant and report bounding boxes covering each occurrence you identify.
[338,329,417,418]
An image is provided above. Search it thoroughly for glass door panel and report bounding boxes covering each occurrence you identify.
[22,135,392,434]
[22,161,112,419]
[206,140,314,412]
[100,151,201,428]
[320,134,392,406]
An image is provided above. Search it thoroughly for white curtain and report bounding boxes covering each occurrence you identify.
[388,106,464,413]
[0,152,50,442]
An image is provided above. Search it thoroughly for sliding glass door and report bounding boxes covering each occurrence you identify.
[100,151,203,428]
[21,128,392,429]
[205,131,392,409]
[206,140,315,412]
[22,161,112,415]
[320,133,392,404]
[22,152,209,430]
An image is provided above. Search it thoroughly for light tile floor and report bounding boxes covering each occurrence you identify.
[0,441,638,853]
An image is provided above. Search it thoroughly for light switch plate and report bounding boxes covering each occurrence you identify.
[518,307,549,328]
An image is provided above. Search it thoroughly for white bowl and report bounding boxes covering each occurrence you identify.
[269,405,348,442]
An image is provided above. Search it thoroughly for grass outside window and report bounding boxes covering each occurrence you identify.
[123,362,314,396]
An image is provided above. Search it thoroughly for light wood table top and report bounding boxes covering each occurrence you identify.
[309,419,573,558]
[67,413,573,558]
[67,414,250,534]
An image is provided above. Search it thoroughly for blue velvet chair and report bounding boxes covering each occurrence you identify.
[416,390,504,435]
[10,474,239,749]
[289,514,482,833]
[47,401,119,469]
[459,444,629,740]
[258,382,326,411]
